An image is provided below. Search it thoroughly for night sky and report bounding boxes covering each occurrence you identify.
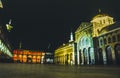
[0,0,120,52]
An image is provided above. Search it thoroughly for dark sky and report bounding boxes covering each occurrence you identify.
[0,0,120,52]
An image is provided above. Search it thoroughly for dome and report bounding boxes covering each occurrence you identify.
[92,13,110,20]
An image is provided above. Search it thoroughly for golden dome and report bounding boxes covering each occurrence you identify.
[92,13,110,20]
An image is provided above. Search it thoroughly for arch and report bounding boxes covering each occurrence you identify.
[79,37,91,47]
[105,46,113,64]
[88,47,91,64]
[114,44,120,65]
[77,36,93,65]
[86,38,89,45]
[98,48,103,64]
[112,35,116,42]
[104,36,107,45]
[70,53,72,60]
[108,37,112,43]
[83,48,87,64]
[104,38,107,44]
[65,54,69,65]
[79,49,82,65]
[116,31,120,41]
[117,34,120,41]
[100,39,103,46]
[112,32,117,42]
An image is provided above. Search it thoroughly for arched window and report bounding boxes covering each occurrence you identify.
[100,20,102,24]
[108,37,111,43]
[70,53,72,61]
[108,18,111,24]
[103,20,105,24]
[82,39,84,46]
[83,48,87,64]
[117,34,120,41]
[86,38,89,45]
[112,36,116,42]
[99,39,103,46]
[98,48,103,64]
[104,38,107,44]
[106,46,113,64]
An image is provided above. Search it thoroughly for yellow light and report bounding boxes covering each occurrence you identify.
[6,24,13,32]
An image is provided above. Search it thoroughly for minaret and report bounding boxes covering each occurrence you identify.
[69,32,74,42]
[19,42,22,49]
[98,8,101,13]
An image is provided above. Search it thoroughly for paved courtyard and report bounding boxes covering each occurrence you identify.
[0,63,120,78]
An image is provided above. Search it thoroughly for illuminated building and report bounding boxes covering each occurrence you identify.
[54,32,76,65]
[75,12,120,65]
[54,11,120,65]
[75,22,94,65]
[91,13,120,65]
[0,26,13,62]
[13,49,45,63]
[0,1,13,62]
[91,13,114,37]
[44,52,54,64]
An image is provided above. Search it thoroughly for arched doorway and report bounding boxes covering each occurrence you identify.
[79,49,82,65]
[106,46,113,64]
[98,48,103,64]
[88,47,91,64]
[65,54,69,65]
[27,55,32,63]
[83,48,87,64]
[114,44,120,65]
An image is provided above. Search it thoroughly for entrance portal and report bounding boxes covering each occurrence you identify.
[83,48,87,64]
[98,48,103,64]
[115,44,120,65]
[106,46,113,64]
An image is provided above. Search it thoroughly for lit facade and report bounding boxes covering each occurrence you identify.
[54,41,75,65]
[0,26,13,62]
[91,14,114,37]
[75,22,94,65]
[54,12,120,65]
[91,14,120,65]
[44,52,54,64]
[54,33,76,65]
[13,49,45,63]
[75,13,120,65]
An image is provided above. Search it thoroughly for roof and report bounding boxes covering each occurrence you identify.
[99,21,120,34]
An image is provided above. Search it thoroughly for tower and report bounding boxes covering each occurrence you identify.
[69,32,74,42]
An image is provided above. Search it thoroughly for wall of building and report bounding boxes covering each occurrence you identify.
[75,22,95,65]
[13,49,45,64]
[54,42,75,65]
[0,26,13,62]
[54,13,120,66]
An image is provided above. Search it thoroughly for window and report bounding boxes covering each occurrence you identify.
[112,36,116,42]
[99,39,103,46]
[108,37,111,43]
[117,34,120,41]
[103,20,105,24]
[104,38,107,44]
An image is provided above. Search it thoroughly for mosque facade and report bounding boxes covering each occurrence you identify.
[54,12,120,65]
